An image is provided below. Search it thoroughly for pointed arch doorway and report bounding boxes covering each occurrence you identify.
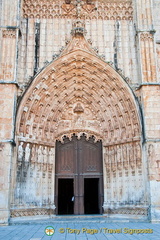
[55,134,104,215]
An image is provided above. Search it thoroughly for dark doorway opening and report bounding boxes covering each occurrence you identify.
[58,179,74,215]
[84,178,99,214]
[55,135,103,215]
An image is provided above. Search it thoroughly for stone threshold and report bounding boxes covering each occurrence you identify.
[9,214,150,225]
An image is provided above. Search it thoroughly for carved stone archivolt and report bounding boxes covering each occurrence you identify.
[16,32,141,147]
[22,0,133,20]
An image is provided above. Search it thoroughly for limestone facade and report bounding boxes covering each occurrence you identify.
[0,0,160,224]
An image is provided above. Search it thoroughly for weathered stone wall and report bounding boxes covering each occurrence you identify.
[0,0,20,225]
[135,0,160,221]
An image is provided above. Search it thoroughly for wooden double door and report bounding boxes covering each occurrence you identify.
[55,135,103,215]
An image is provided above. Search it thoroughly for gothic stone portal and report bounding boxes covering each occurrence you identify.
[55,135,103,215]
[12,30,149,220]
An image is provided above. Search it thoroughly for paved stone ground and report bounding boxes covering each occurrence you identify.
[0,219,160,240]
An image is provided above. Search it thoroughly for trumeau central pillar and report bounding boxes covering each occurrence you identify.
[134,0,160,222]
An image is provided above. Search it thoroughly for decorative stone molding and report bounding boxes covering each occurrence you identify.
[140,32,154,41]
[22,0,133,20]
[10,208,54,218]
[104,207,148,216]
[2,29,16,38]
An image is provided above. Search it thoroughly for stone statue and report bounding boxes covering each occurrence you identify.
[25,143,31,162]
[37,146,43,163]
[128,143,133,162]
[31,145,36,162]
[117,145,122,162]
[122,144,127,164]
[135,142,141,161]
[18,142,24,161]
[43,146,48,163]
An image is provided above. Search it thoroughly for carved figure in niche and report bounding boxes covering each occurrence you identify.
[113,116,119,129]
[25,143,31,162]
[26,125,30,135]
[74,115,84,127]
[31,145,36,163]
[110,130,114,139]
[110,147,116,170]
[119,115,125,128]
[117,145,122,162]
[131,111,137,124]
[37,146,43,163]
[125,111,130,125]
[148,144,154,158]
[43,146,48,164]
[108,120,112,130]
[127,99,134,110]
[35,114,39,123]
[104,149,109,169]
[32,126,37,139]
[121,127,126,139]
[39,127,43,138]
[41,115,46,124]
[115,128,119,139]
[134,123,140,137]
[127,124,133,138]
[18,142,24,162]
[135,142,141,161]
[44,128,49,139]
[128,143,133,162]
[28,112,34,121]
[122,144,128,169]
[115,104,121,116]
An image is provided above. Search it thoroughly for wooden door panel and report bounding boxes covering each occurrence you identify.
[56,140,75,174]
[55,135,103,215]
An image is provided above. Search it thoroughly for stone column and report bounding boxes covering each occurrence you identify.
[134,0,160,222]
[0,0,20,225]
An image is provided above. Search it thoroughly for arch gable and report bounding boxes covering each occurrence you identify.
[16,45,141,146]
